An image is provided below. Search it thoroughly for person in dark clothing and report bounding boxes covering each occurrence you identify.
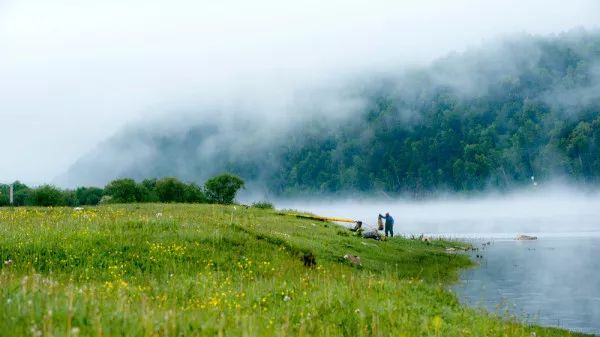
[350,221,363,232]
[378,213,394,237]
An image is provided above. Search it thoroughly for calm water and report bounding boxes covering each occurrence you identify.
[453,236,600,335]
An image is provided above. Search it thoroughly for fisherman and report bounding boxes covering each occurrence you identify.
[378,212,394,237]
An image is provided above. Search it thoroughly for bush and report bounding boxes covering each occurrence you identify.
[12,189,31,206]
[75,187,104,205]
[184,183,206,203]
[0,184,9,206]
[98,195,113,204]
[252,201,274,209]
[104,179,142,203]
[204,173,245,204]
[2,174,243,207]
[28,185,65,206]
[139,179,160,202]
[155,177,187,203]
[9,181,31,206]
[62,190,79,207]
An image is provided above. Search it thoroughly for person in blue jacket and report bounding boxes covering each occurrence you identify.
[378,212,395,237]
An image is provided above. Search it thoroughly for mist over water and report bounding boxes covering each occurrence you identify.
[455,238,600,335]
[276,186,600,237]
[277,186,600,334]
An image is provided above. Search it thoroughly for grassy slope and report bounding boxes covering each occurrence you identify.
[0,204,589,337]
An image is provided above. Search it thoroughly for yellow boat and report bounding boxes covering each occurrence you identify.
[292,214,356,223]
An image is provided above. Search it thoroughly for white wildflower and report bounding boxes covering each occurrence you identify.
[30,324,42,337]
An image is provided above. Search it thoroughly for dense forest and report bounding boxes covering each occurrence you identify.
[59,31,600,196]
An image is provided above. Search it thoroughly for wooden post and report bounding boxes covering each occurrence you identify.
[9,184,13,205]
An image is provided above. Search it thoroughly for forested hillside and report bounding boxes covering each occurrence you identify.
[273,32,600,194]
[59,31,600,196]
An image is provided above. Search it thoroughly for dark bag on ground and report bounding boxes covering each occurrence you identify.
[362,230,381,240]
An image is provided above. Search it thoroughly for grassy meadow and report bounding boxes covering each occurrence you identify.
[0,204,589,336]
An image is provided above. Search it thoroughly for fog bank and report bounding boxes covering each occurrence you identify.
[276,186,600,237]
[1,0,600,184]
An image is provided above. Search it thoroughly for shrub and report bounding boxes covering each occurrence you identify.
[10,181,31,206]
[104,178,142,203]
[204,173,245,204]
[184,183,206,203]
[252,201,274,209]
[98,195,113,204]
[3,174,244,207]
[75,187,104,205]
[155,177,187,203]
[12,189,31,206]
[62,190,79,207]
[28,185,65,206]
[139,179,160,202]
[0,184,9,206]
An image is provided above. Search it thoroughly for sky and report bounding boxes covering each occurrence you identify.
[1,0,600,185]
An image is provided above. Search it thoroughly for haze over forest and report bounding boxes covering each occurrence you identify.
[2,1,600,197]
[58,31,600,196]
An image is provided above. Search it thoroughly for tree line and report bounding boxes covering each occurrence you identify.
[0,173,245,207]
[40,31,600,197]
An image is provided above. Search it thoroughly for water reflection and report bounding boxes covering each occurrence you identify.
[453,237,600,335]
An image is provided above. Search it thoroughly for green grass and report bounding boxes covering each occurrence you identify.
[0,204,590,336]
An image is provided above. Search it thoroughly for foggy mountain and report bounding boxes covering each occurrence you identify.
[57,31,600,196]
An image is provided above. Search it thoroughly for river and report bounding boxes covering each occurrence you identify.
[276,188,600,335]
[454,235,600,335]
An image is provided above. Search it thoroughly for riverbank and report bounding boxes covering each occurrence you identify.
[0,204,591,336]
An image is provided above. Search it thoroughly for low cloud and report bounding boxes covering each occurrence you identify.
[1,0,599,184]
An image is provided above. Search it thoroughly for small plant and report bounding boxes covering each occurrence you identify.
[98,195,113,204]
[337,230,349,236]
[252,201,274,210]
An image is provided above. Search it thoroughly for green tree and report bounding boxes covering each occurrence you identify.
[62,190,79,207]
[104,179,142,203]
[75,187,104,205]
[0,184,9,206]
[28,185,65,206]
[11,181,31,206]
[204,173,245,204]
[139,179,160,202]
[184,183,206,203]
[155,177,187,203]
